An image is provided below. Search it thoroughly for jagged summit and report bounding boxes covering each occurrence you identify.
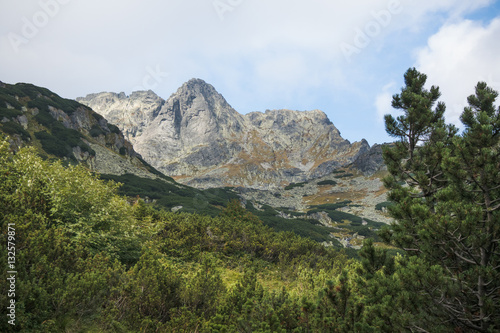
[172,78,228,104]
[183,77,212,88]
[77,79,379,189]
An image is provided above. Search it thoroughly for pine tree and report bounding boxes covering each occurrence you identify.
[382,69,500,331]
[437,82,500,331]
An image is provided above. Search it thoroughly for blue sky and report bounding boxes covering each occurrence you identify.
[1,0,500,145]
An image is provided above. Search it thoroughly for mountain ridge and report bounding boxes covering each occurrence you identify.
[78,79,383,189]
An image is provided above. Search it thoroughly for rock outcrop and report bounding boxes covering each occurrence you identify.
[78,79,378,189]
[78,90,164,146]
[351,143,388,175]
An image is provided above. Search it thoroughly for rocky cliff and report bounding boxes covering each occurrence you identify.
[351,143,388,175]
[78,79,379,189]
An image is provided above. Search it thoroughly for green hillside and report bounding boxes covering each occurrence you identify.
[0,82,347,244]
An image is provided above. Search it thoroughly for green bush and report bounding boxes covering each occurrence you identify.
[20,83,80,115]
[285,182,306,190]
[108,124,121,134]
[1,121,30,140]
[35,128,95,160]
[136,155,177,181]
[99,173,229,217]
[0,91,23,109]
[375,201,393,211]
[309,201,352,211]
[243,203,337,243]
[32,105,96,158]
[36,131,74,159]
[34,108,56,127]
[317,179,337,186]
[334,173,354,179]
[0,107,22,119]
[92,112,104,121]
[261,216,338,243]
[89,124,105,137]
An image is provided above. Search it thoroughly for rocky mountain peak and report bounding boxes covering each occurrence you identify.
[78,79,380,189]
[77,89,165,145]
[182,78,215,91]
[169,78,240,122]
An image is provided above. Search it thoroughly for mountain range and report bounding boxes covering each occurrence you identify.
[0,78,390,247]
[77,79,385,189]
[0,80,242,216]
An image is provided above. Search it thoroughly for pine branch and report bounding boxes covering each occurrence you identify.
[411,325,431,333]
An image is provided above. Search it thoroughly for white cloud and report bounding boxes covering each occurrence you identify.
[1,0,497,144]
[375,82,397,123]
[416,18,500,126]
[3,0,488,94]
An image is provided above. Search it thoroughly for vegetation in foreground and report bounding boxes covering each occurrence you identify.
[0,81,354,245]
[0,136,361,332]
[0,67,499,332]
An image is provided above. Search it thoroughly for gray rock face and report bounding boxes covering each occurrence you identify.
[77,90,164,145]
[78,79,375,189]
[351,143,388,175]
